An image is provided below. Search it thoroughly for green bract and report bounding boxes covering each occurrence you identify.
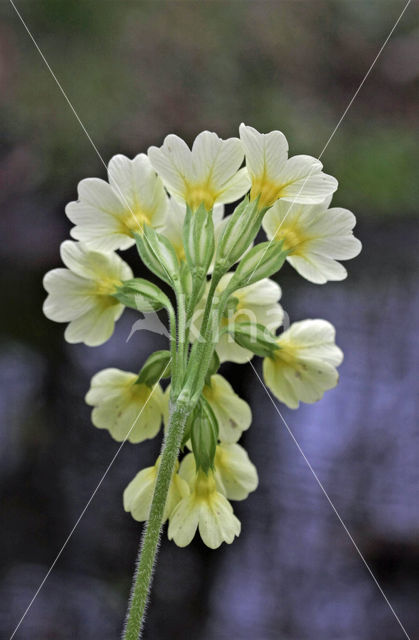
[113,278,171,312]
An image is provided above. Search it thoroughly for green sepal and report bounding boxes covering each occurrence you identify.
[136,350,171,386]
[183,204,215,275]
[190,395,219,473]
[204,350,220,386]
[135,226,181,288]
[227,240,288,291]
[113,278,171,312]
[214,197,266,274]
[228,322,280,358]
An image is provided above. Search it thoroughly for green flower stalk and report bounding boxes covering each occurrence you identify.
[43,124,361,638]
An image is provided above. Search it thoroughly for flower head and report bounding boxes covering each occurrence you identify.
[168,469,241,548]
[263,319,343,408]
[85,368,164,443]
[66,154,167,251]
[180,442,258,501]
[148,131,251,211]
[202,374,252,443]
[239,124,337,208]
[43,240,132,346]
[262,197,362,283]
[123,458,189,522]
[192,274,284,363]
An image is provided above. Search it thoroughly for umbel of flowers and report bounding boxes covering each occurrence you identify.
[43,124,361,638]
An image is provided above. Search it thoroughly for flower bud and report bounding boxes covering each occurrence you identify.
[191,396,219,473]
[136,350,171,386]
[227,241,288,291]
[214,197,265,273]
[229,322,280,358]
[113,278,171,312]
[135,226,181,288]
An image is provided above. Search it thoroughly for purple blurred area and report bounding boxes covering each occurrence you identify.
[1,1,418,639]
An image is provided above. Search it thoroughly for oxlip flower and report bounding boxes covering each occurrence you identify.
[239,124,337,208]
[263,319,343,409]
[148,131,251,211]
[43,240,132,346]
[168,469,241,549]
[123,458,189,522]
[202,374,252,443]
[262,197,362,283]
[66,154,167,251]
[191,274,284,363]
[85,368,164,443]
[180,442,258,501]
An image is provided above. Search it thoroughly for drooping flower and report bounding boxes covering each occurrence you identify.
[148,131,251,211]
[160,197,224,263]
[168,468,241,548]
[239,124,337,208]
[66,154,168,252]
[180,442,258,501]
[202,374,252,443]
[123,458,189,522]
[262,197,362,283]
[43,240,132,346]
[85,368,164,443]
[263,319,343,409]
[191,274,284,363]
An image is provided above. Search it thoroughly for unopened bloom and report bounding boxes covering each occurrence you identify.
[180,442,258,501]
[239,124,337,208]
[85,368,164,443]
[161,197,224,263]
[168,469,241,548]
[66,154,167,251]
[43,241,132,346]
[202,374,252,443]
[123,458,189,522]
[148,131,251,211]
[192,274,284,363]
[263,319,343,409]
[262,197,362,283]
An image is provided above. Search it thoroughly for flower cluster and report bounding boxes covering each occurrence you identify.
[43,125,360,549]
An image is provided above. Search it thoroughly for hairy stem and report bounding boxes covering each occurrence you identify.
[122,391,192,640]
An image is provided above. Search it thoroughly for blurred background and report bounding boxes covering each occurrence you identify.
[1,1,418,638]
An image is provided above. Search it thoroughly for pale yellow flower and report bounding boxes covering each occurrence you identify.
[148,131,250,211]
[66,154,167,251]
[263,319,343,409]
[168,469,240,549]
[240,124,337,208]
[85,368,163,443]
[43,241,132,346]
[202,374,252,443]
[180,442,258,501]
[123,458,189,522]
[262,197,361,283]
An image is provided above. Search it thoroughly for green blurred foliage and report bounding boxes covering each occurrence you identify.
[2,0,418,215]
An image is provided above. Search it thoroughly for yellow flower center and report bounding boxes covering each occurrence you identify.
[194,469,217,501]
[274,338,299,365]
[274,224,308,254]
[95,276,122,297]
[121,208,152,235]
[184,185,217,211]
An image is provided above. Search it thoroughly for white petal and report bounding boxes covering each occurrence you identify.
[198,494,241,548]
[43,269,95,321]
[192,132,244,188]
[287,253,347,283]
[215,443,258,500]
[204,374,252,443]
[77,177,126,215]
[123,467,156,522]
[239,124,288,178]
[263,357,300,409]
[148,134,192,199]
[238,278,282,306]
[168,496,200,547]
[279,156,338,204]
[216,166,250,204]
[64,303,120,346]
[85,368,136,405]
[216,332,254,364]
